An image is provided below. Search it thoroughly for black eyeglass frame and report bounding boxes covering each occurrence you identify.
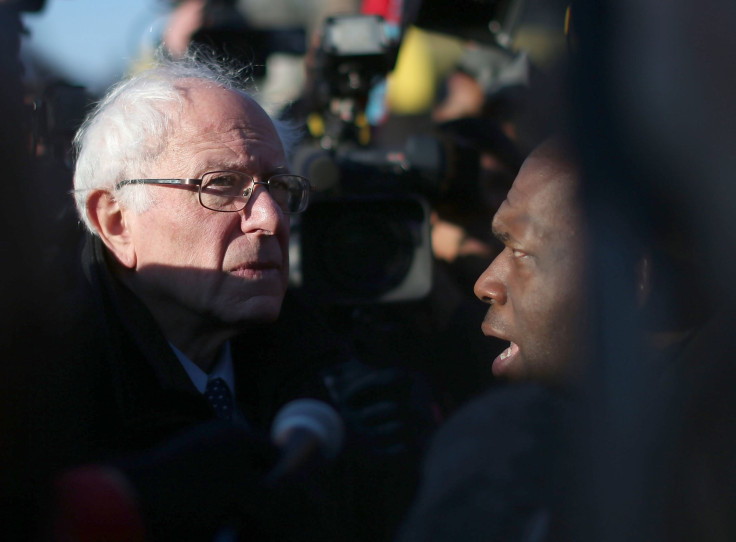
[114,170,312,214]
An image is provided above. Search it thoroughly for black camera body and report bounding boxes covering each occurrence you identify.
[291,3,526,306]
[307,14,398,118]
[291,14,435,306]
[297,194,432,305]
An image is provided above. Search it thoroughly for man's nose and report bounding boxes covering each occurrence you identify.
[238,183,284,233]
[474,254,508,306]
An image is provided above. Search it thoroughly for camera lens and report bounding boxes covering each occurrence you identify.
[299,196,430,303]
[321,209,413,296]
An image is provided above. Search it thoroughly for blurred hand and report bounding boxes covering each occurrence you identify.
[322,360,438,458]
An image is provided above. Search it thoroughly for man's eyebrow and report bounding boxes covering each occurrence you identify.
[200,161,290,175]
[492,228,513,244]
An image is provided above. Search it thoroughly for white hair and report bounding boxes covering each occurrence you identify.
[73,50,300,234]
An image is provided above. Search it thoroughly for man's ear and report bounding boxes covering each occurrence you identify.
[636,252,652,308]
[86,190,137,269]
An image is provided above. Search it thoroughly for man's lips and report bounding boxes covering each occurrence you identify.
[227,262,281,279]
[480,314,519,376]
[492,341,520,376]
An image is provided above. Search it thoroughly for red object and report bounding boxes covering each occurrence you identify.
[51,466,147,542]
[361,0,402,24]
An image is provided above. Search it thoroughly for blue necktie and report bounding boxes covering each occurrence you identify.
[205,377,234,421]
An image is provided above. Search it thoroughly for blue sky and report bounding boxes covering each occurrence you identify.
[21,0,172,95]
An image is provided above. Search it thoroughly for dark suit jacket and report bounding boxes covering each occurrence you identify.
[397,383,571,542]
[2,235,366,541]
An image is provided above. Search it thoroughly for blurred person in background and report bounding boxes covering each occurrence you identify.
[567,1,735,540]
[151,0,361,116]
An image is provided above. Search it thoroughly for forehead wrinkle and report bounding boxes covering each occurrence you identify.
[161,83,286,178]
[169,126,285,177]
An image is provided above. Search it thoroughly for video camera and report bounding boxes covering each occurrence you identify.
[291,13,436,306]
[290,4,524,306]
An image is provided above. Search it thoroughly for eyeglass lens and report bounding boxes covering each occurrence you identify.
[200,171,308,213]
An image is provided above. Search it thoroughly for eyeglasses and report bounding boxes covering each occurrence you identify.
[115,170,312,214]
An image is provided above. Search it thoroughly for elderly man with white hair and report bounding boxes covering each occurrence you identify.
[6,52,431,542]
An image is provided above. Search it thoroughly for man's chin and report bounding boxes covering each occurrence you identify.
[492,344,573,383]
[218,294,285,326]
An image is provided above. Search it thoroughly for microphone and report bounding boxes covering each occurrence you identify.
[265,398,345,485]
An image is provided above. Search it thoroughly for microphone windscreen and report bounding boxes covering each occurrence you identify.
[271,398,345,460]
